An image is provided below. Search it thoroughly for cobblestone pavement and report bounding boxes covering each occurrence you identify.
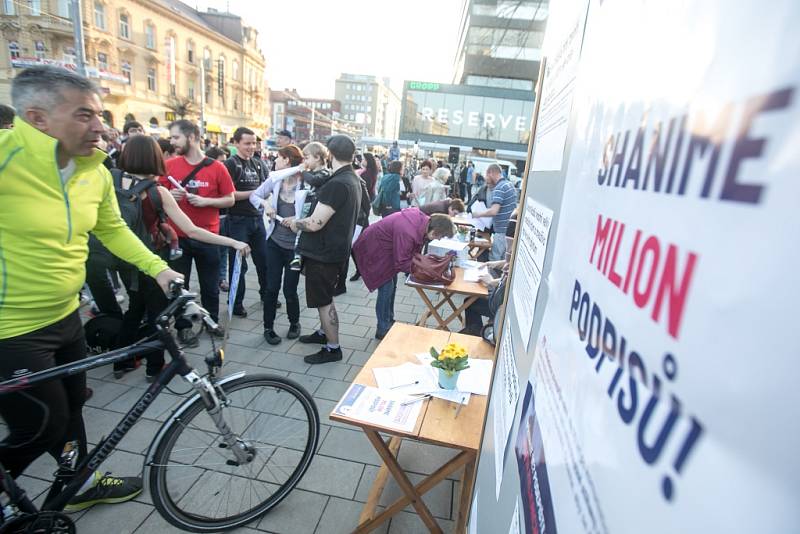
[9,258,469,533]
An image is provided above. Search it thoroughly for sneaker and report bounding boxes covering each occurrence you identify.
[349,272,361,282]
[232,308,248,318]
[263,329,281,345]
[299,331,327,344]
[304,346,343,365]
[287,323,301,339]
[177,328,199,348]
[64,472,142,512]
[375,330,387,341]
[289,257,302,272]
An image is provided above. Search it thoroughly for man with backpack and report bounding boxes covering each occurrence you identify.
[160,119,235,345]
[223,127,270,317]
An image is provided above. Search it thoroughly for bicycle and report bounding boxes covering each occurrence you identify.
[0,282,320,533]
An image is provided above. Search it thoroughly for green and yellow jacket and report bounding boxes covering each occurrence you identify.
[0,117,168,339]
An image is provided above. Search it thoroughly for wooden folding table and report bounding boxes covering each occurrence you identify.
[330,324,495,533]
[406,267,488,331]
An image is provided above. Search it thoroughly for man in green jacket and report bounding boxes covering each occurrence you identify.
[0,66,182,511]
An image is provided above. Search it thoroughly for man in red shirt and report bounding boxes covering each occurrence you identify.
[160,120,235,344]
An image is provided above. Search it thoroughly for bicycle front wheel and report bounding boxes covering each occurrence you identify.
[149,374,320,532]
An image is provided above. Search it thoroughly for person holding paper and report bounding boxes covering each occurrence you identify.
[470,163,517,261]
[352,210,456,340]
[159,120,236,345]
[249,145,309,345]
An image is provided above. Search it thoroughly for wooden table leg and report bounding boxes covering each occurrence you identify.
[415,288,449,329]
[356,449,474,533]
[441,296,479,330]
[454,455,477,533]
[359,436,402,525]
[361,429,443,534]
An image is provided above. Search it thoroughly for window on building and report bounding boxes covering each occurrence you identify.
[217,56,225,98]
[147,67,156,91]
[188,79,195,101]
[145,24,156,49]
[3,0,14,15]
[121,61,131,83]
[119,13,129,39]
[29,0,41,16]
[233,96,239,111]
[57,0,69,17]
[187,41,194,63]
[97,52,108,70]
[203,48,211,70]
[8,41,20,60]
[34,40,46,60]
[63,46,76,65]
[94,2,105,30]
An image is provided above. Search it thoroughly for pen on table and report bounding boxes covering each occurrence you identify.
[390,380,420,390]
[454,395,466,418]
[400,394,431,406]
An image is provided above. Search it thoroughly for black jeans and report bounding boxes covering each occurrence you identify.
[263,238,300,330]
[115,271,168,374]
[464,297,492,334]
[0,311,88,478]
[170,237,221,325]
[226,215,269,312]
[85,251,122,318]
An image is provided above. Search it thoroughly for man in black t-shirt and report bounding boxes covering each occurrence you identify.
[286,135,362,364]
[223,127,270,317]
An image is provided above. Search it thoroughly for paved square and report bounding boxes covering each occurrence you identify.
[9,255,474,533]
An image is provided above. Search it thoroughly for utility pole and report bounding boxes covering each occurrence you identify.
[70,0,87,77]
[199,60,207,139]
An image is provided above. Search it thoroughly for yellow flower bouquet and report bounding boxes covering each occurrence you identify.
[430,342,470,389]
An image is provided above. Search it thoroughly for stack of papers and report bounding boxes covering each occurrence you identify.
[333,384,424,433]
[463,266,488,283]
[373,363,471,405]
[468,202,494,231]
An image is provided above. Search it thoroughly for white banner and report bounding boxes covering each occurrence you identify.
[523,0,800,532]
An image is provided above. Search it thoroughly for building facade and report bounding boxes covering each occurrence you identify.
[334,73,401,141]
[269,88,359,143]
[453,0,548,92]
[0,0,269,140]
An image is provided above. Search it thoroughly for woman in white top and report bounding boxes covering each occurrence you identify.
[410,159,435,206]
[249,145,308,345]
[420,167,450,205]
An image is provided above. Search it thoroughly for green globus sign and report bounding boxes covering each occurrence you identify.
[408,81,441,92]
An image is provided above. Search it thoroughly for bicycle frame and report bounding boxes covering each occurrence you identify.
[0,291,228,515]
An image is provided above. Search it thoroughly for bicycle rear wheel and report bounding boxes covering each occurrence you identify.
[148,374,319,532]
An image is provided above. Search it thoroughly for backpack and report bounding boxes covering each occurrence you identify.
[109,169,170,257]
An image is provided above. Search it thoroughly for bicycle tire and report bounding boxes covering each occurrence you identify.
[148,374,319,532]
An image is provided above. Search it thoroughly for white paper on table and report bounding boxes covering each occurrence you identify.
[406,274,446,289]
[332,384,423,433]
[460,260,483,269]
[463,266,488,282]
[416,353,493,396]
[469,201,494,231]
[373,363,471,404]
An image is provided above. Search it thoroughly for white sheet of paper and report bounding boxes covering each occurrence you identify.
[373,363,471,404]
[494,324,520,500]
[469,201,494,231]
[416,353,493,395]
[464,266,488,282]
[332,384,424,433]
[511,199,553,349]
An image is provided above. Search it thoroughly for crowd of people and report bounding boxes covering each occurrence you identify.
[0,65,519,515]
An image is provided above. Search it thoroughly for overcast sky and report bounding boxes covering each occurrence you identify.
[188,0,464,98]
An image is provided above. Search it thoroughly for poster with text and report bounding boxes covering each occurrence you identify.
[523,0,800,532]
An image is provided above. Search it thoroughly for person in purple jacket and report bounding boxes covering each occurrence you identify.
[352,209,455,339]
